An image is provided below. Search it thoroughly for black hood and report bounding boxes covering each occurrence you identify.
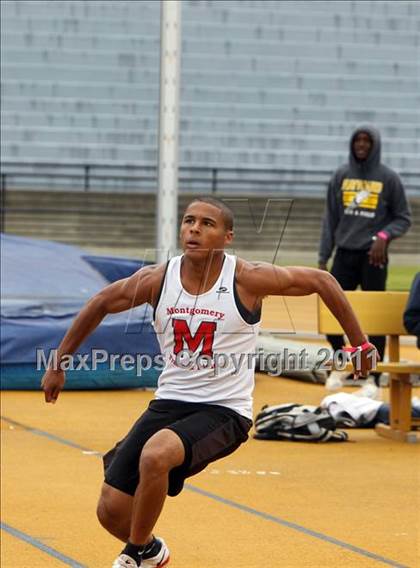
[349,125,381,172]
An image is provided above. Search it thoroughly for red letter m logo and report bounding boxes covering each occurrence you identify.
[172,319,217,357]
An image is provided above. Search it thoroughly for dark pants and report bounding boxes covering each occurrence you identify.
[374,401,420,426]
[328,248,388,384]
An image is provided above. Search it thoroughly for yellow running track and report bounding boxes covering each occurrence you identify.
[2,372,419,568]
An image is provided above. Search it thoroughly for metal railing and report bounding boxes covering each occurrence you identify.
[1,161,419,197]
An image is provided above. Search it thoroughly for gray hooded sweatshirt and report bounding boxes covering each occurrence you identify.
[319,125,411,264]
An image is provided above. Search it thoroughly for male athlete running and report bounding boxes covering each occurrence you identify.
[42,197,376,567]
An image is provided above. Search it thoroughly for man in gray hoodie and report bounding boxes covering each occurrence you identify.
[319,126,411,386]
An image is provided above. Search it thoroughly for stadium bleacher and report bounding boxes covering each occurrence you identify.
[1,0,419,184]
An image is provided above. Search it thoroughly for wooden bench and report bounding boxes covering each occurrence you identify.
[318,291,420,443]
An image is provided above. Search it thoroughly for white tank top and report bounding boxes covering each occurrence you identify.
[153,254,260,419]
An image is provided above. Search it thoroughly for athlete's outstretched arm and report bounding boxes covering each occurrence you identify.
[237,261,376,376]
[41,264,164,403]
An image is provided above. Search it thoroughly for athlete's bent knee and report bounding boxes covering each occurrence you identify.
[96,495,119,529]
[139,447,171,476]
[96,485,131,538]
[139,430,185,476]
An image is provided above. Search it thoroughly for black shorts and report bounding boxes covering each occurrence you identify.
[103,399,252,497]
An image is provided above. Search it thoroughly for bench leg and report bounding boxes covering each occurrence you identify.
[375,373,417,443]
[391,373,412,431]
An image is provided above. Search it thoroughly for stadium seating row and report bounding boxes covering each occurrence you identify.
[4,96,417,124]
[4,61,418,94]
[3,79,418,110]
[3,141,419,172]
[5,23,418,49]
[5,1,418,29]
[3,126,418,155]
[3,112,419,139]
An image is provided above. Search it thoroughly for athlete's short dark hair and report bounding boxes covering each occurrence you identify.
[186,197,234,230]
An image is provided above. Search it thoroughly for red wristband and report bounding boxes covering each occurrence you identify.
[377,231,389,241]
[343,341,372,354]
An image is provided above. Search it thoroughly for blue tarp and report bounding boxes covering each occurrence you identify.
[1,235,160,389]
[83,254,147,283]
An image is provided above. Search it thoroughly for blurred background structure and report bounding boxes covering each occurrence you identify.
[1,0,419,261]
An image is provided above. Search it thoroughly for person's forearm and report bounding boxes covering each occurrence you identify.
[317,273,365,347]
[56,296,107,361]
